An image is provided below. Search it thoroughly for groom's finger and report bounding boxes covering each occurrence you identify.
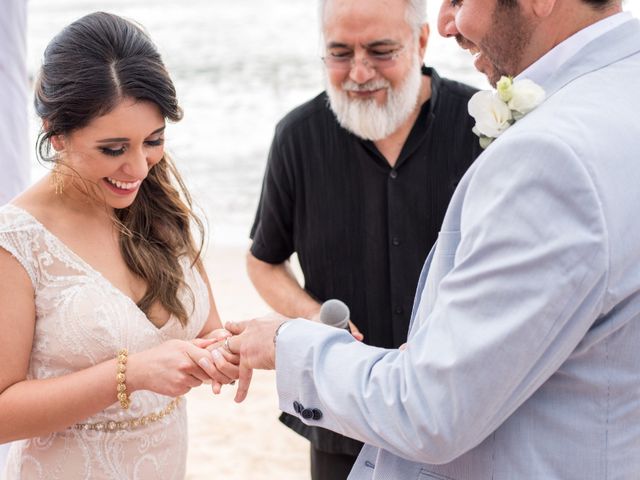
[218,342,240,364]
[205,328,232,341]
[234,364,253,403]
[224,321,249,336]
[218,348,241,379]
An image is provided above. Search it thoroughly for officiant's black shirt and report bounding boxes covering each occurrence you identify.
[250,68,481,453]
[251,67,480,348]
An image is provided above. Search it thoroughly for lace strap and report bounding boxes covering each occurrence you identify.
[0,229,38,288]
[0,207,40,288]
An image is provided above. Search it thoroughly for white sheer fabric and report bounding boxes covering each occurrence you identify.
[0,204,209,480]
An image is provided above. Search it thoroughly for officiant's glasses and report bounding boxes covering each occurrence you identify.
[322,45,406,71]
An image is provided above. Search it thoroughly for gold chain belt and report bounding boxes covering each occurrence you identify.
[73,397,181,432]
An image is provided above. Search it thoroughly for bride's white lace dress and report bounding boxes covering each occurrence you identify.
[0,204,209,480]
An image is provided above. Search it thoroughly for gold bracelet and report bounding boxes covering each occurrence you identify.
[116,348,130,410]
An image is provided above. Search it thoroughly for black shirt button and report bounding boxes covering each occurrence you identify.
[392,237,400,246]
[293,401,302,413]
[389,170,398,179]
[312,408,323,420]
[301,408,314,420]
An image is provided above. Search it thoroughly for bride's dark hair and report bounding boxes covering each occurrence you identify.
[34,11,204,327]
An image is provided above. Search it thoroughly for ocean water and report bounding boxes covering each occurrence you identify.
[27,1,639,245]
[27,0,488,246]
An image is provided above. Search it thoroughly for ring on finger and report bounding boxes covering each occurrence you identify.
[224,337,235,354]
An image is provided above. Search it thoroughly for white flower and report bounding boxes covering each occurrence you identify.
[468,90,513,139]
[468,76,545,149]
[496,76,513,103]
[508,79,546,119]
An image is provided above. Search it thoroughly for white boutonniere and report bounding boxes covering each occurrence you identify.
[468,76,545,149]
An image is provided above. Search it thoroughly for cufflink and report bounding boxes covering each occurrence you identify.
[294,401,322,421]
[300,407,323,420]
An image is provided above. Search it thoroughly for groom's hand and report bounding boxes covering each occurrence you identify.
[224,313,289,403]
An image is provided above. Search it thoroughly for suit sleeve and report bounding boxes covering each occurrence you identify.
[275,131,609,464]
[250,129,296,264]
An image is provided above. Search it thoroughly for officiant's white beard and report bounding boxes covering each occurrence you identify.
[325,54,423,141]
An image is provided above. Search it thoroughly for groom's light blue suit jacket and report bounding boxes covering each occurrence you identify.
[276,19,640,479]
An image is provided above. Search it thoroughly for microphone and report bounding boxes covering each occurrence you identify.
[319,299,350,330]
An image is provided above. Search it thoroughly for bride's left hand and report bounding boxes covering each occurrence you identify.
[192,328,230,349]
[192,329,240,393]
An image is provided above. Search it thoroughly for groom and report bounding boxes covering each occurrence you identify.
[216,0,640,478]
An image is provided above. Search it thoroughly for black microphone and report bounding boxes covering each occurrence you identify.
[319,299,350,330]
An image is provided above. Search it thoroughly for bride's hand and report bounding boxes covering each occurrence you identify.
[201,338,240,394]
[191,328,231,350]
[126,339,219,397]
[197,328,232,343]
[191,330,241,393]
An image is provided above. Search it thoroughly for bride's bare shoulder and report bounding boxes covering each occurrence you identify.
[10,177,63,226]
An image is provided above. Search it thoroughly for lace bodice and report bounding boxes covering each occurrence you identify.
[0,204,209,480]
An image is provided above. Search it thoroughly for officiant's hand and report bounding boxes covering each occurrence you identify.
[221,313,289,403]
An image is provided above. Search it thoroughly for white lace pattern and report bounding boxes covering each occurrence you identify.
[0,204,209,480]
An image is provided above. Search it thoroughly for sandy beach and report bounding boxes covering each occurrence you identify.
[185,245,310,479]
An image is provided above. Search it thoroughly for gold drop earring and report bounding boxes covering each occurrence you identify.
[51,161,65,195]
[49,133,66,195]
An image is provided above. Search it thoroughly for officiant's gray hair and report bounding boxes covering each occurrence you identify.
[319,0,427,37]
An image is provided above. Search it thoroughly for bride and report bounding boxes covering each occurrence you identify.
[0,12,237,479]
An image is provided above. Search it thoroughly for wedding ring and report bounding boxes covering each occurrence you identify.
[223,336,234,354]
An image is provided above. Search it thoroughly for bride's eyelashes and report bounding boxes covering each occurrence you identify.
[98,138,165,157]
[100,145,126,157]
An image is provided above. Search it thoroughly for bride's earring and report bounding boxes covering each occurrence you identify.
[49,134,66,195]
[51,161,65,195]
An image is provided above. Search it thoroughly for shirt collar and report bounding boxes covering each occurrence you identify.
[517,11,633,84]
